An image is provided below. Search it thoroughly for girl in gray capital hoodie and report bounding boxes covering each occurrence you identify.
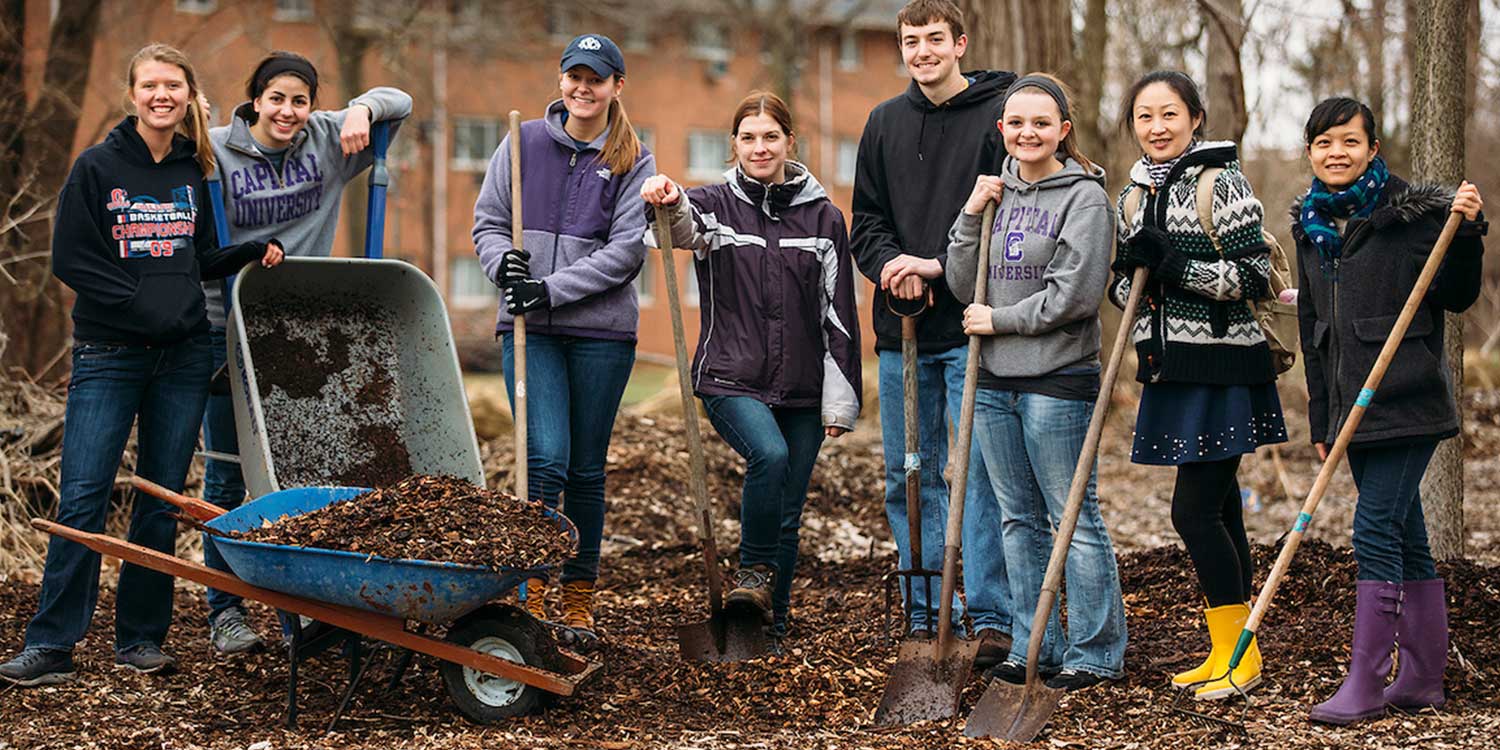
[943,75,1126,688]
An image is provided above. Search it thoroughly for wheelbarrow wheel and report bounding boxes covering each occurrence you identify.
[440,614,548,722]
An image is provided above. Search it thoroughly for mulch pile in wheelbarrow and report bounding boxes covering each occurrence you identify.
[236,474,575,570]
[243,297,412,489]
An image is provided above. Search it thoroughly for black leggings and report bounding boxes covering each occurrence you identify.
[1171,456,1254,607]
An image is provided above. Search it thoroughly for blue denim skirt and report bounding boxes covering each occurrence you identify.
[1131,381,1287,465]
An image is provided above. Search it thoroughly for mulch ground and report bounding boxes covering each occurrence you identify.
[4,406,1500,748]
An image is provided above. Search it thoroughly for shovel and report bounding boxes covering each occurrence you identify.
[651,203,774,662]
[874,202,997,726]
[963,265,1149,741]
[1170,210,1468,735]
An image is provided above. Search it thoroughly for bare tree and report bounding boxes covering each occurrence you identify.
[1408,0,1470,560]
[0,0,103,377]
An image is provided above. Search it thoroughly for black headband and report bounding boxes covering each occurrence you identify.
[1002,75,1069,120]
[252,56,318,98]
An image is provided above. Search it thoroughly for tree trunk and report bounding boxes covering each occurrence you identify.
[0,0,102,376]
[1409,0,1468,561]
[1200,0,1247,143]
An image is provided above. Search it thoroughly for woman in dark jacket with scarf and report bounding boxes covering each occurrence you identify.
[642,91,862,636]
[1294,97,1485,726]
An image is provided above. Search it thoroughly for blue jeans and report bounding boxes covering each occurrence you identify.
[1348,441,1439,582]
[973,390,1126,678]
[25,335,213,654]
[702,395,825,624]
[201,327,245,620]
[501,333,634,583]
[877,345,1010,633]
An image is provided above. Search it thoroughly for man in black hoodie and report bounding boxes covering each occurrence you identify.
[851,0,1014,657]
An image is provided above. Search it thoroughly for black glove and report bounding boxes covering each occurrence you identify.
[1112,226,1169,273]
[500,249,532,287]
[504,278,550,315]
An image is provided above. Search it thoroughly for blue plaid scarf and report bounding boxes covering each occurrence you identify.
[1299,156,1390,271]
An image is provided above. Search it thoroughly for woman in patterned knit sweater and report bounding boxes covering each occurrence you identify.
[1108,71,1287,700]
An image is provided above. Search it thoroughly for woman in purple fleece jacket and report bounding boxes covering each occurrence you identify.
[471,33,654,646]
[641,92,862,637]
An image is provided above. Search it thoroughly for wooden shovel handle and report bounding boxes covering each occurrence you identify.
[653,202,724,613]
[1234,211,1466,664]
[131,476,225,522]
[1022,266,1148,683]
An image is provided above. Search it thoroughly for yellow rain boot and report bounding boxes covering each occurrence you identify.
[1194,603,1262,700]
[520,577,548,621]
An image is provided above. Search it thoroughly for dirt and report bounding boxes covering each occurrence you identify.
[242,297,413,489]
[236,475,576,571]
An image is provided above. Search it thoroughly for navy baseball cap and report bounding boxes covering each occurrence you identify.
[560,34,625,78]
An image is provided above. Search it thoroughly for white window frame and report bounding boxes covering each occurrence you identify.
[449,256,499,309]
[687,130,730,182]
[175,0,216,13]
[273,0,313,21]
[452,117,504,172]
[836,138,858,186]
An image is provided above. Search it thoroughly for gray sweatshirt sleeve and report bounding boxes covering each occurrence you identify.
[470,135,514,285]
[990,200,1113,335]
[540,153,655,307]
[945,210,985,305]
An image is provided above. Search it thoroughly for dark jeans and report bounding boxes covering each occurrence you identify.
[702,395,825,623]
[25,335,213,653]
[1348,441,1439,582]
[501,333,634,583]
[200,327,245,619]
[1170,456,1254,607]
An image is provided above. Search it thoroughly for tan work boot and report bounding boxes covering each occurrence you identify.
[520,577,549,621]
[725,564,776,623]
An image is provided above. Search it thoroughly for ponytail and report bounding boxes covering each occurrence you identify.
[599,97,641,176]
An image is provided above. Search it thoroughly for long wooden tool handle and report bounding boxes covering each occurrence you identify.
[1231,210,1465,668]
[30,519,585,695]
[509,110,529,500]
[131,476,226,522]
[653,202,724,613]
[1022,266,1148,683]
[936,200,997,649]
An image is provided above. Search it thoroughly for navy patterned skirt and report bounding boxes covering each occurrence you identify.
[1131,381,1288,466]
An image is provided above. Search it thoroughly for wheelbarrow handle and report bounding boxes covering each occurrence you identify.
[130,476,225,523]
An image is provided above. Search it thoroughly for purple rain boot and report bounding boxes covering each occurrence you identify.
[1309,580,1403,725]
[1384,578,1448,711]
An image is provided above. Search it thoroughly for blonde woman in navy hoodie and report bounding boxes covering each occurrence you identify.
[0,44,282,687]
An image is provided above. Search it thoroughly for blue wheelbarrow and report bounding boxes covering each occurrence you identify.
[33,477,601,728]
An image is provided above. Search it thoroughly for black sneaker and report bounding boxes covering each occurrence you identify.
[1045,668,1107,692]
[0,648,76,687]
[115,644,177,675]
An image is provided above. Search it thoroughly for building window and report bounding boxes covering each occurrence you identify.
[687,130,729,181]
[690,21,730,62]
[273,0,312,21]
[450,257,499,309]
[452,118,503,171]
[838,31,861,70]
[836,138,858,186]
[175,0,215,13]
[635,252,655,305]
[635,126,655,152]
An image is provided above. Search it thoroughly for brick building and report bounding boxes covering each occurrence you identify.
[30,0,920,366]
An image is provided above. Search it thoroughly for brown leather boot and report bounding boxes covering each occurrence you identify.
[520,577,548,621]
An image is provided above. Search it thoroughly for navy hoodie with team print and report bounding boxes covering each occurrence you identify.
[52,117,267,346]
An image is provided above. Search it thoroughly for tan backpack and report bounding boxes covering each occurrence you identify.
[1123,167,1298,374]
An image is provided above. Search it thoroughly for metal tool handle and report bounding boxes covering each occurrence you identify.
[1020,266,1148,683]
[1230,210,1465,668]
[364,120,391,260]
[509,111,529,500]
[653,202,725,614]
[935,200,997,649]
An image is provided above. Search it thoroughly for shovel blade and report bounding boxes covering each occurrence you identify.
[873,637,981,726]
[676,613,774,663]
[962,677,1063,741]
